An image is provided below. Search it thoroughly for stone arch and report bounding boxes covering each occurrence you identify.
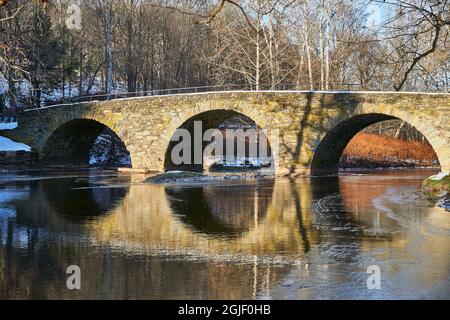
[42,118,132,167]
[310,107,447,175]
[162,106,276,172]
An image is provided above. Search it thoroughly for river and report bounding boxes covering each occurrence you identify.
[0,169,448,299]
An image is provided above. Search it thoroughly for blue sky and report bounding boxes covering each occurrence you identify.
[366,1,387,29]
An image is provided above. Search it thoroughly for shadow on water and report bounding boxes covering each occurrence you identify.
[288,178,311,253]
[165,180,275,237]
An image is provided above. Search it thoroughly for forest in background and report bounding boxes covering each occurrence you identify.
[0,0,448,111]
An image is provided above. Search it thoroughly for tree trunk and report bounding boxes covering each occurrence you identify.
[106,1,113,98]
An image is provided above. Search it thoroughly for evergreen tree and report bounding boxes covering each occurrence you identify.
[0,93,6,114]
[25,6,62,107]
[58,24,81,101]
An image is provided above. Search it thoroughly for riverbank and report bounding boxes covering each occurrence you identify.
[341,133,438,168]
[423,172,450,211]
[0,162,129,174]
[423,172,450,193]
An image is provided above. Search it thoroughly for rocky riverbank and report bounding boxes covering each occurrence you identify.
[423,172,450,211]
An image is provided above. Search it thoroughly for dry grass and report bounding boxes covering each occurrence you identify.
[341,133,439,168]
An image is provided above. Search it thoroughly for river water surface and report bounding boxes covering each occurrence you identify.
[0,169,448,299]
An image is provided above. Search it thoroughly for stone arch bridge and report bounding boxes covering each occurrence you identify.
[1,91,449,175]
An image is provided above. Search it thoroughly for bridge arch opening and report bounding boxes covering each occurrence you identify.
[310,113,441,175]
[164,110,274,173]
[42,119,131,168]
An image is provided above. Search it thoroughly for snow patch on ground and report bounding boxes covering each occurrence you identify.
[0,76,129,108]
[0,122,18,130]
[0,136,31,151]
[429,172,449,181]
[0,77,8,95]
[89,133,131,166]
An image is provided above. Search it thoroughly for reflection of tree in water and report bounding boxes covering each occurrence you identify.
[204,183,273,229]
[42,177,129,221]
[287,179,311,253]
[165,181,274,236]
[0,241,290,299]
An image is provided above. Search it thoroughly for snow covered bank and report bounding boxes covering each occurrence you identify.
[423,172,449,193]
[429,172,449,181]
[89,132,132,167]
[0,122,18,130]
[0,136,31,151]
[423,172,450,211]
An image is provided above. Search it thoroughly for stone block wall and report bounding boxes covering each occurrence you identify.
[1,91,448,174]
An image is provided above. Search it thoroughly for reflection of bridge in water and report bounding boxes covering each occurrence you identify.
[1,172,449,299]
[85,177,427,260]
[90,180,313,258]
[19,173,444,261]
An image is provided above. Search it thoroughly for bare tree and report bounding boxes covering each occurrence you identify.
[373,0,450,91]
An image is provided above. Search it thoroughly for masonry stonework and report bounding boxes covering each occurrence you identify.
[1,91,449,174]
